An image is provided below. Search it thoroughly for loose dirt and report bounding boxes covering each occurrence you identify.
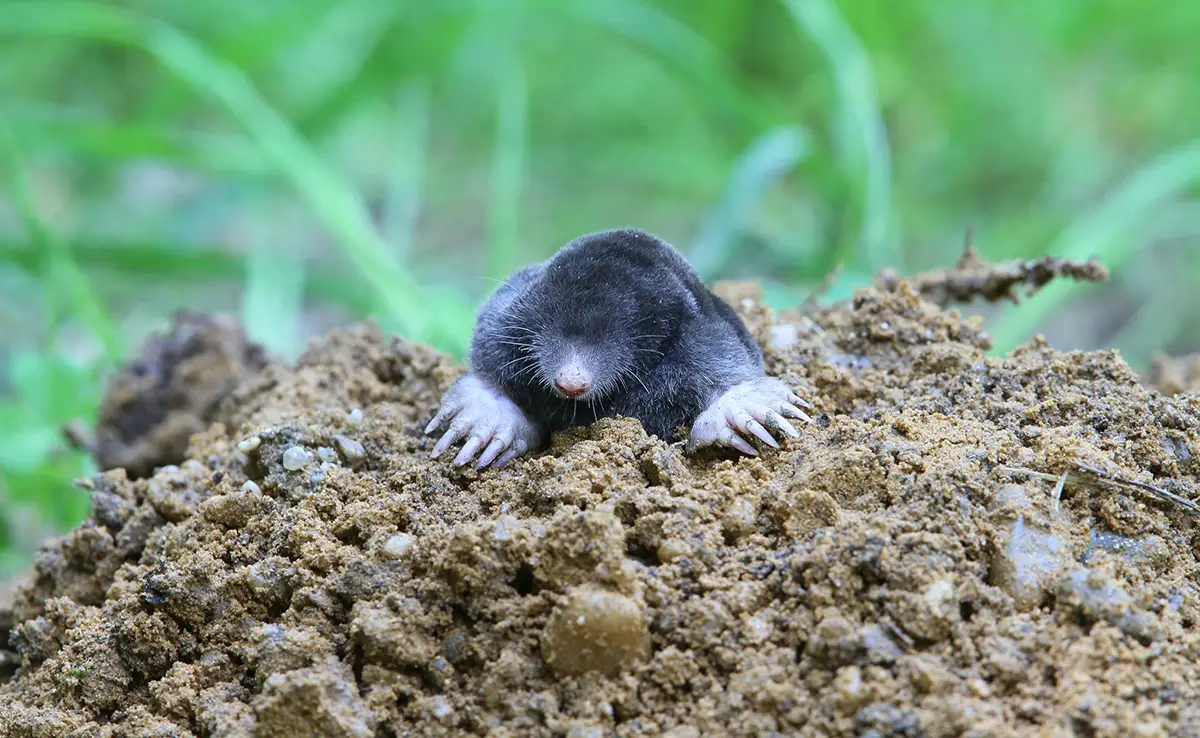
[1,276,1198,737]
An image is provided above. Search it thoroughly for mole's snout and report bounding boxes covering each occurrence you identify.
[553,363,591,398]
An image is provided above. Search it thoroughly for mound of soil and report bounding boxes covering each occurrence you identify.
[2,280,1199,737]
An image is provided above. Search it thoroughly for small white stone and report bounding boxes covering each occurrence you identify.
[281,446,311,470]
[492,515,519,542]
[743,615,772,643]
[384,533,415,558]
[429,695,453,719]
[317,446,337,464]
[335,436,366,464]
[769,323,800,350]
[237,436,262,453]
[347,408,364,425]
[241,481,261,494]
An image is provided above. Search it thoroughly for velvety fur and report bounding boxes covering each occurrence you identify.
[468,227,764,441]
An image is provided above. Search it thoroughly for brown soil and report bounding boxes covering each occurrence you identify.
[69,310,271,480]
[2,279,1199,737]
[1146,353,1200,398]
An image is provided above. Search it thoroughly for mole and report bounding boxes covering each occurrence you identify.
[425,227,813,468]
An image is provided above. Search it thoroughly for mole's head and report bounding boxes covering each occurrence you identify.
[498,245,698,403]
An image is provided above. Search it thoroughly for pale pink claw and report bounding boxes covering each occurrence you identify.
[686,377,813,456]
[426,374,542,469]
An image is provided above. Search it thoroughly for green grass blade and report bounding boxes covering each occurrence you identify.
[989,139,1200,355]
[0,128,124,361]
[0,240,379,318]
[689,126,811,279]
[0,1,454,347]
[382,79,431,262]
[240,198,308,360]
[487,52,527,281]
[7,102,271,175]
[779,0,893,267]
[1105,200,1200,364]
[558,0,775,130]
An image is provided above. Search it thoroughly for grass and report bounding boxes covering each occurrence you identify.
[2,0,1200,573]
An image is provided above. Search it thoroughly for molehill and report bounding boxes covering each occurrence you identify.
[1,270,1198,737]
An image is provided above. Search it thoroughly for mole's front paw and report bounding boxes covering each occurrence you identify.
[686,377,813,456]
[425,374,543,468]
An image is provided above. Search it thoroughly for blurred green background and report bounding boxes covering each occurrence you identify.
[2,0,1199,573]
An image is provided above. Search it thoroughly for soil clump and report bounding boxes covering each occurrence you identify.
[67,311,271,479]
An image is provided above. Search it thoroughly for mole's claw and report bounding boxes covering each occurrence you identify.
[426,374,542,468]
[787,391,812,408]
[724,430,758,456]
[493,439,528,468]
[687,376,814,457]
[424,411,446,435]
[477,437,507,469]
[431,421,467,458]
[454,434,488,466]
[779,403,813,423]
[738,415,778,448]
[757,406,799,439]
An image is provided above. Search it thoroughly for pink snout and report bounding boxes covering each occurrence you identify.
[554,366,591,398]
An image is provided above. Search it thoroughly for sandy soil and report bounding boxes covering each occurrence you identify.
[1,276,1198,737]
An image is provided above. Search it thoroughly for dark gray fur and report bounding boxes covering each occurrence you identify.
[468,227,765,441]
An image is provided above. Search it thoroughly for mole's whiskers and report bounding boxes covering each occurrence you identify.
[621,365,650,394]
[512,361,540,381]
[494,339,535,350]
[497,354,534,373]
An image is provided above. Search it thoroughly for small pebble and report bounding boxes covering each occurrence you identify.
[241,480,261,494]
[316,447,337,464]
[492,515,519,542]
[237,436,262,454]
[742,615,772,643]
[335,436,366,464]
[384,533,415,558]
[657,538,690,562]
[769,324,799,350]
[427,695,453,720]
[722,498,757,541]
[348,408,364,425]
[833,665,866,712]
[989,485,1071,611]
[992,515,1068,610]
[282,446,311,471]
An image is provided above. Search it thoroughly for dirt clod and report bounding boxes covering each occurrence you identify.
[2,280,1199,737]
[76,310,271,479]
[541,585,650,676]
